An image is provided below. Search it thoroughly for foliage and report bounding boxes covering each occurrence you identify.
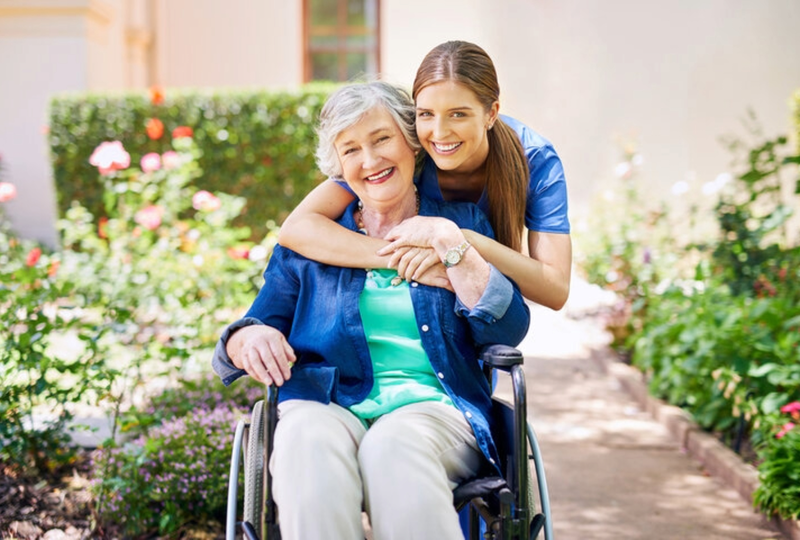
[56,130,277,446]
[577,108,800,520]
[90,373,262,537]
[753,402,800,520]
[48,84,336,241]
[1,194,115,474]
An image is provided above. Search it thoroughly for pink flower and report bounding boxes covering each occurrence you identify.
[776,422,796,439]
[140,152,162,173]
[781,401,800,420]
[780,401,800,414]
[26,247,42,267]
[162,151,181,170]
[227,246,250,260]
[192,190,221,212]
[0,182,17,202]
[89,141,131,175]
[134,205,164,231]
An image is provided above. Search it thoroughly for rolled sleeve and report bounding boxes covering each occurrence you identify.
[454,265,513,323]
[211,317,265,386]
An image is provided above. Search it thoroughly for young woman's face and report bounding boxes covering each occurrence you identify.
[415,80,498,175]
[334,105,417,210]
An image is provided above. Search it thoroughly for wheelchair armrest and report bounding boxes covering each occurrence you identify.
[481,344,524,371]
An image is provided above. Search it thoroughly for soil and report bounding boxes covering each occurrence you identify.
[0,451,95,539]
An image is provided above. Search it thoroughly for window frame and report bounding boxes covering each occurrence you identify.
[302,0,381,83]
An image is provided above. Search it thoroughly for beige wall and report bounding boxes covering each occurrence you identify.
[2,0,800,246]
[0,0,129,246]
[153,0,302,89]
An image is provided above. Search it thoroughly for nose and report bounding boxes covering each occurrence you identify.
[432,116,449,139]
[362,147,381,170]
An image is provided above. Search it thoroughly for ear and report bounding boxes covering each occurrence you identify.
[487,101,500,128]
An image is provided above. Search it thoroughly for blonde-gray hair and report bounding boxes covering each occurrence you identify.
[315,81,422,178]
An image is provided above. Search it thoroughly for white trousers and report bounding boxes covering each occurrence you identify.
[270,399,482,540]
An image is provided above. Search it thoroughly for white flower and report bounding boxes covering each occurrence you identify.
[249,245,269,262]
[671,181,689,196]
[615,162,632,178]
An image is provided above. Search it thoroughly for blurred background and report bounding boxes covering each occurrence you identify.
[2,0,800,246]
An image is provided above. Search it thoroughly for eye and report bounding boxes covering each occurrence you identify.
[341,147,357,156]
[417,111,432,118]
[375,135,390,144]
[451,111,466,118]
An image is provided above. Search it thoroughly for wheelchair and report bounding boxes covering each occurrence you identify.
[225,344,554,540]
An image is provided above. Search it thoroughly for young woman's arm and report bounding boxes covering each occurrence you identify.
[462,229,572,310]
[279,181,453,290]
[277,180,387,268]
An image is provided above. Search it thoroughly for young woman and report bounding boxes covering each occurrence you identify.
[279,40,572,309]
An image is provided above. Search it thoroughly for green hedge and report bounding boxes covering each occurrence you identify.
[48,84,337,240]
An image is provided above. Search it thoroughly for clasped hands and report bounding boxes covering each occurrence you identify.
[378,216,463,290]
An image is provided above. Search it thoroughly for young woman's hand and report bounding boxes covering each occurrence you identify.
[229,325,296,386]
[379,216,461,253]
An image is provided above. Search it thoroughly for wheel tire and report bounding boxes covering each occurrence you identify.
[243,400,265,532]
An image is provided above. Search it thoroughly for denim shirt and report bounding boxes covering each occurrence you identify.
[212,194,531,471]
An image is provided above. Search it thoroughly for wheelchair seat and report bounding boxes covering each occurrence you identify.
[226,344,553,540]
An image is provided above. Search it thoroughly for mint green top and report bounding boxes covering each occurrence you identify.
[348,269,454,420]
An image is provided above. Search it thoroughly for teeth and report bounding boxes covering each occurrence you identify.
[367,168,392,181]
[434,142,460,152]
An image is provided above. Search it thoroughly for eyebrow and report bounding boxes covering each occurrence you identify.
[416,106,474,113]
[337,126,393,149]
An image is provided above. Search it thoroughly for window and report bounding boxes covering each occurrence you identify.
[304,0,380,82]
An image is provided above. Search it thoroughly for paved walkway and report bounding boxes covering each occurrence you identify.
[504,282,782,540]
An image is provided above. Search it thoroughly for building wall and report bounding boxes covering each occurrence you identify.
[0,0,129,246]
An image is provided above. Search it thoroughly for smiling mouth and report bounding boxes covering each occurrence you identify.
[366,167,393,182]
[432,142,462,153]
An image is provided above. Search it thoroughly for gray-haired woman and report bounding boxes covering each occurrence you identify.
[213,81,530,539]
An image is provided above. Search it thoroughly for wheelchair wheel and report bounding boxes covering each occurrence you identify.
[244,399,265,532]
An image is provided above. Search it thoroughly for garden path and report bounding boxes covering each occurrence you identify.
[507,278,783,540]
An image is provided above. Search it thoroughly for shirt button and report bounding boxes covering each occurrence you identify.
[421,324,429,332]
[437,372,444,379]
[465,411,473,419]
[411,282,418,288]
[489,458,496,465]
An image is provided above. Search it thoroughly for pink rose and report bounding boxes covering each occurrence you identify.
[140,152,162,173]
[26,247,42,267]
[192,190,221,212]
[134,205,164,231]
[0,182,17,202]
[162,151,181,170]
[776,422,796,439]
[89,141,131,175]
[227,246,250,260]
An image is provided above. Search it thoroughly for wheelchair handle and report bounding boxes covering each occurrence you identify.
[481,344,524,371]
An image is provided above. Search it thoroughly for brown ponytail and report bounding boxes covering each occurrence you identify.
[413,40,528,251]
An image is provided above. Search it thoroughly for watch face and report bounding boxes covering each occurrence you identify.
[445,250,461,265]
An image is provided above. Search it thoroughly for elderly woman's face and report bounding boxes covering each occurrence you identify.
[334,105,416,209]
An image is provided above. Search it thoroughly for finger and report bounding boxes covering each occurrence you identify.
[386,246,413,269]
[267,338,295,381]
[401,249,429,282]
[395,248,417,278]
[376,239,403,256]
[411,251,441,281]
[243,347,270,385]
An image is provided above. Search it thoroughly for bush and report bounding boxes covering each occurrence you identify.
[48,84,336,241]
[1,198,113,474]
[91,373,261,537]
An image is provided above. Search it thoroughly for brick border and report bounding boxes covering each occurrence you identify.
[590,347,800,540]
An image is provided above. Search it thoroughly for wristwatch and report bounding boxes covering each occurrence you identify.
[443,240,471,268]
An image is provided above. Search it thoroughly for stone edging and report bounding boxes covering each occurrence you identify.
[590,347,800,540]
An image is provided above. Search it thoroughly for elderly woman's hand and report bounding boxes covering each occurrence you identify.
[228,325,296,386]
[378,216,461,253]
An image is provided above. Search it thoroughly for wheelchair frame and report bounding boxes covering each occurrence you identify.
[226,345,554,540]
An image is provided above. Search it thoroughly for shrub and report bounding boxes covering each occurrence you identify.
[48,84,336,241]
[753,401,800,520]
[91,373,262,537]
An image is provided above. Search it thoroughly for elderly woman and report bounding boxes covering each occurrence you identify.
[212,81,530,540]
